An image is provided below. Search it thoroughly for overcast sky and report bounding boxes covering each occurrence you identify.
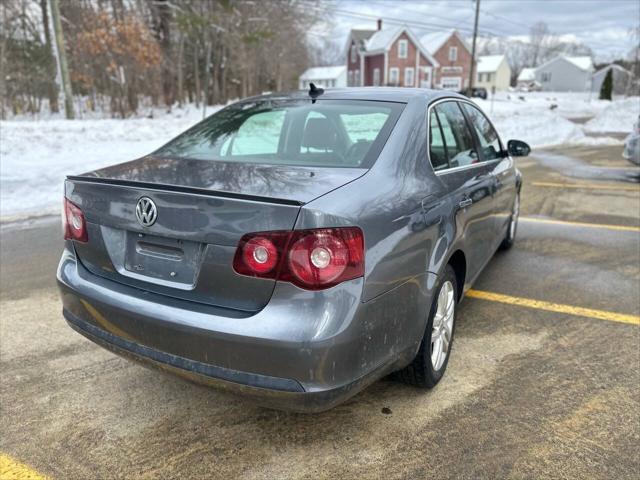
[310,0,639,61]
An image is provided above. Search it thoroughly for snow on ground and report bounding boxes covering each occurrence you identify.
[1,92,636,221]
[473,91,634,148]
[584,96,640,133]
[1,105,219,220]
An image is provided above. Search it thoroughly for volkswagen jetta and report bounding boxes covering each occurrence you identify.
[57,87,528,412]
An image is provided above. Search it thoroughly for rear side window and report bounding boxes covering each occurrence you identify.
[434,102,477,168]
[429,110,449,171]
[156,100,403,169]
[461,103,503,161]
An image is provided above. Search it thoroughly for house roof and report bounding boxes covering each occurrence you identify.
[517,68,536,82]
[564,56,593,71]
[477,55,506,73]
[366,26,403,52]
[351,29,377,45]
[299,66,346,81]
[419,29,471,55]
[361,26,439,67]
[537,55,594,72]
[593,63,632,77]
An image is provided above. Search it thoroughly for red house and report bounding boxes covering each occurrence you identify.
[420,29,474,90]
[346,22,474,91]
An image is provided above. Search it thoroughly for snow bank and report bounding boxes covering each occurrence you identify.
[1,105,218,220]
[473,92,624,148]
[584,97,640,133]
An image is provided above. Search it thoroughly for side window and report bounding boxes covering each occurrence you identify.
[461,103,502,161]
[434,102,477,168]
[429,110,448,171]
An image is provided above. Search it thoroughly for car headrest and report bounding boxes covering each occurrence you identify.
[302,118,337,150]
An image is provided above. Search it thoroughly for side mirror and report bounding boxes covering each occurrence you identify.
[507,139,531,157]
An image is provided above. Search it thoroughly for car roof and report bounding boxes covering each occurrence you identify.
[241,87,467,104]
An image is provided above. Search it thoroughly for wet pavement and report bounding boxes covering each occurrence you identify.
[1,144,638,479]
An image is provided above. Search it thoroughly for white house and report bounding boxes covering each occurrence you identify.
[298,66,347,90]
[516,67,538,90]
[476,55,511,91]
[534,56,594,92]
[591,64,634,95]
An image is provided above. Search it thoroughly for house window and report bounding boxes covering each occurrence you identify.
[389,68,399,85]
[398,40,408,59]
[404,67,415,87]
[350,45,357,63]
[421,67,431,88]
[449,46,457,62]
[541,72,551,82]
[348,71,353,86]
[441,76,461,90]
[373,68,380,86]
[355,69,360,86]
[478,73,484,82]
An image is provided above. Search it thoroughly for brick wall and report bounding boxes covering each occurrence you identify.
[386,32,419,87]
[432,33,474,90]
[364,54,384,86]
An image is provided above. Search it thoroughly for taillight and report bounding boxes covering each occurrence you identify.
[232,227,364,290]
[63,198,88,242]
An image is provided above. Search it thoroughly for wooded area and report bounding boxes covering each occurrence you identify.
[1,0,323,118]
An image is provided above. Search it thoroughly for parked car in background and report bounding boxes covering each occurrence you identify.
[623,116,640,166]
[459,87,488,99]
[57,88,528,412]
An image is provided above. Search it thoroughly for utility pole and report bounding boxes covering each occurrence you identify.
[50,0,74,119]
[467,0,480,96]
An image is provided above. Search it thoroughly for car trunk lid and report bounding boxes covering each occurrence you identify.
[65,159,366,311]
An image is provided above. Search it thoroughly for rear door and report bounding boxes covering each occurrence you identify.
[461,102,516,240]
[430,100,497,282]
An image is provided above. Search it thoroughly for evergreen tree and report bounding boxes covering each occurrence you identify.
[599,68,613,101]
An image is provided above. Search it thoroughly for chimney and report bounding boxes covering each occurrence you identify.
[377,19,382,31]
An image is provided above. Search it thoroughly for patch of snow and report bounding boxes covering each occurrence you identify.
[299,66,346,81]
[584,97,640,133]
[477,55,505,73]
[367,27,403,52]
[0,104,220,220]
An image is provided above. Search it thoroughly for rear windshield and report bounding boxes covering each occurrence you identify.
[155,99,403,168]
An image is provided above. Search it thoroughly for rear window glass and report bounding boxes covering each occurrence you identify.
[156,100,403,168]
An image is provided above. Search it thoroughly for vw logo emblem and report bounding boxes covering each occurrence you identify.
[136,197,157,227]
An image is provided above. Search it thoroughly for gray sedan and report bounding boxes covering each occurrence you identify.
[57,87,528,412]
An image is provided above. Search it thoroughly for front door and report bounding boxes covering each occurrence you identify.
[432,101,497,282]
[460,103,517,241]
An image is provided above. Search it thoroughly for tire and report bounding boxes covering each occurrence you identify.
[396,265,458,388]
[500,192,520,251]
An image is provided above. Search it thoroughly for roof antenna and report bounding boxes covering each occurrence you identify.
[308,82,324,103]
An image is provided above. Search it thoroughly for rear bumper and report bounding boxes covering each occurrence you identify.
[57,245,436,412]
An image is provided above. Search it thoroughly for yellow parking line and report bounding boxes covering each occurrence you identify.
[466,290,640,326]
[588,165,639,170]
[0,453,48,480]
[519,216,640,233]
[530,181,640,191]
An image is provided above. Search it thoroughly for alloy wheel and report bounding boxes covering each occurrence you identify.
[431,280,455,371]
[509,195,520,240]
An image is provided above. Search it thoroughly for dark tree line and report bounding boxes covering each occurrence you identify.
[1,0,324,118]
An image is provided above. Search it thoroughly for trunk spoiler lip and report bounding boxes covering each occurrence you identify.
[66,175,306,206]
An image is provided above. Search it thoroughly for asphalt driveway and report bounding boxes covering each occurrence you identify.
[1,144,638,479]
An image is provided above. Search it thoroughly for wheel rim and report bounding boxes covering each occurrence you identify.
[509,195,520,240]
[431,280,455,371]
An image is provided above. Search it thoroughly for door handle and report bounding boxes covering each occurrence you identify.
[459,198,473,209]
